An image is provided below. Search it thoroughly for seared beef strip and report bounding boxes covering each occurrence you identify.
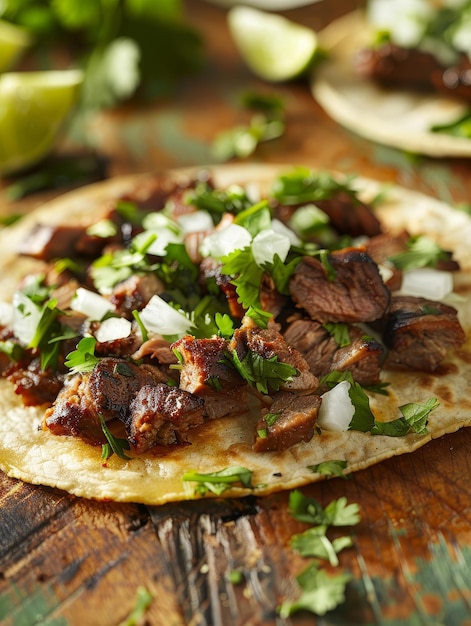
[128,384,205,453]
[356,43,471,101]
[284,319,385,386]
[381,296,466,371]
[230,316,319,394]
[172,335,248,419]
[253,391,321,452]
[290,247,390,324]
[275,190,382,239]
[44,358,167,443]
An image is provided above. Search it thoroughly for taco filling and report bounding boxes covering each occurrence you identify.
[356,0,471,101]
[0,167,467,456]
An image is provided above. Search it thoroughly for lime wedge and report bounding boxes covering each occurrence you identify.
[0,69,84,176]
[0,19,32,73]
[227,6,318,82]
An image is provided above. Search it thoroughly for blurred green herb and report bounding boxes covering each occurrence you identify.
[0,0,204,110]
[212,91,285,161]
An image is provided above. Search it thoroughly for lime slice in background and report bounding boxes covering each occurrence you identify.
[227,6,318,82]
[0,19,32,73]
[0,69,84,176]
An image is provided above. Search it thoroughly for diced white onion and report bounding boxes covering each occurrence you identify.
[0,301,13,327]
[95,317,132,343]
[137,228,182,257]
[378,263,395,284]
[139,294,193,337]
[399,268,454,301]
[70,287,114,321]
[251,228,291,266]
[199,223,252,259]
[271,218,301,246]
[317,381,355,432]
[12,291,41,346]
[177,210,214,234]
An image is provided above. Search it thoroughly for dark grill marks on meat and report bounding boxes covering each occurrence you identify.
[381,296,466,372]
[44,357,203,451]
[44,358,166,444]
[128,384,205,453]
[253,391,321,452]
[230,316,319,394]
[289,247,390,324]
[172,335,248,419]
[283,319,385,386]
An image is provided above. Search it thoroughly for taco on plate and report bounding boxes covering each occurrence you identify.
[312,1,471,156]
[0,163,470,504]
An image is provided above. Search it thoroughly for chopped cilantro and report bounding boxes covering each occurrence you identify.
[389,235,450,270]
[185,181,253,223]
[99,414,131,461]
[226,349,298,395]
[291,526,353,565]
[222,246,263,310]
[308,460,350,479]
[65,337,100,374]
[323,322,351,347]
[120,586,153,626]
[289,491,361,527]
[272,168,358,206]
[182,466,253,496]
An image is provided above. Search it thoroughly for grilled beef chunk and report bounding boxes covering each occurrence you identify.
[172,335,248,419]
[128,384,205,453]
[253,391,321,452]
[18,224,89,261]
[290,247,390,324]
[314,192,382,238]
[230,317,319,394]
[275,191,381,239]
[109,273,163,318]
[284,319,385,385]
[381,296,466,371]
[44,358,167,443]
[7,357,65,406]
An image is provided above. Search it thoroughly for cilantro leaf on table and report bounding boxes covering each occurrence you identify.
[289,491,360,527]
[278,564,352,618]
[291,526,353,565]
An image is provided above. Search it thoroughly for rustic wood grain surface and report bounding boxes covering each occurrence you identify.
[1,1,471,624]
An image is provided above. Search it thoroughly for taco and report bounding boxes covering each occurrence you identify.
[0,163,470,505]
[312,2,471,156]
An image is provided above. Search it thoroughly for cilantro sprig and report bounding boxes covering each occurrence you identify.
[389,235,450,270]
[278,491,360,617]
[65,337,100,374]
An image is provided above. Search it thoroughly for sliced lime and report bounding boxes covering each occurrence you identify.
[0,19,32,73]
[0,69,84,176]
[228,6,318,82]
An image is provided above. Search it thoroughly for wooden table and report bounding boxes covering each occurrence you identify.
[1,1,471,624]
